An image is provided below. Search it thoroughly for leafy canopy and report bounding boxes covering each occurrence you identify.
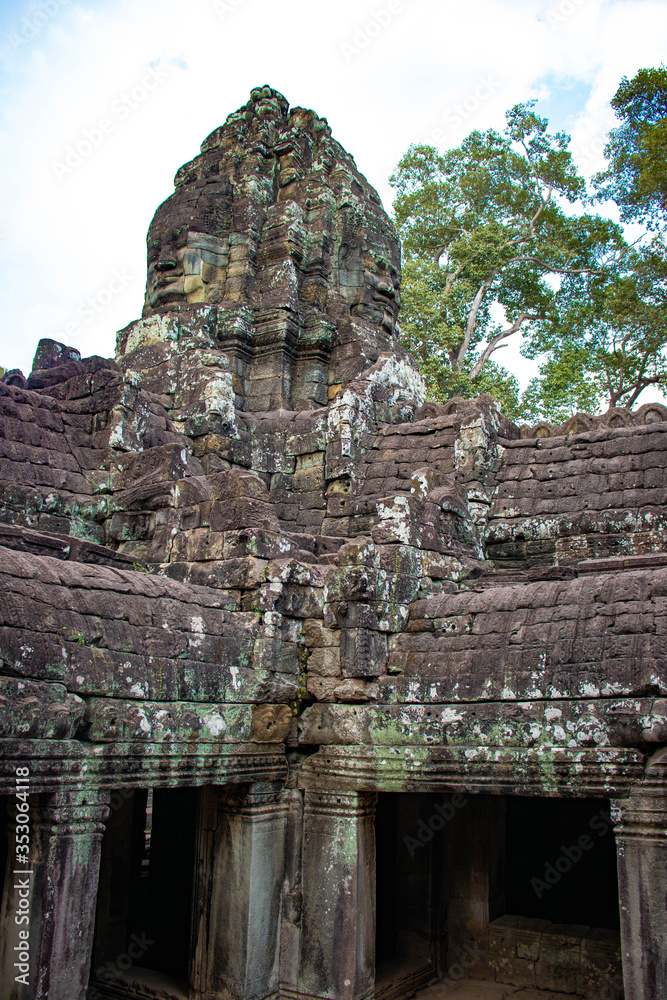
[522,235,667,421]
[594,65,667,228]
[390,102,619,418]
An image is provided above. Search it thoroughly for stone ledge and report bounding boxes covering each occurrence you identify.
[488,916,622,999]
[0,738,288,793]
[577,551,667,574]
[299,745,645,796]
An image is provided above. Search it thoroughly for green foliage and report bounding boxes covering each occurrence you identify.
[522,235,667,418]
[292,645,308,717]
[397,260,522,414]
[391,102,613,416]
[520,348,597,424]
[594,66,667,228]
[394,79,667,421]
[62,627,88,647]
[132,562,156,574]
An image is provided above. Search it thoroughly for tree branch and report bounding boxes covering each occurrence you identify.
[508,254,592,276]
[626,376,661,408]
[444,264,463,295]
[455,275,495,368]
[528,185,553,237]
[470,311,543,377]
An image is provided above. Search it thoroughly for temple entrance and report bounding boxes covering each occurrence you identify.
[376,793,624,1000]
[504,796,620,929]
[374,793,445,1000]
[92,786,197,998]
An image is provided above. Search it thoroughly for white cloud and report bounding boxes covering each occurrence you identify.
[0,0,665,400]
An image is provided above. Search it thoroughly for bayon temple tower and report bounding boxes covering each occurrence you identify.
[1,85,667,1000]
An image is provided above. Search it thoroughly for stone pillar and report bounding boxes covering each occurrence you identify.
[298,790,377,1000]
[441,794,505,977]
[0,800,18,997]
[279,788,305,992]
[191,782,288,1000]
[90,788,137,974]
[0,787,109,1000]
[612,780,667,1000]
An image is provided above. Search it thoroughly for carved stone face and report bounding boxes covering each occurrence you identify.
[145,190,232,310]
[142,95,401,344]
[146,195,400,336]
[127,88,410,411]
[146,229,228,309]
[348,255,401,335]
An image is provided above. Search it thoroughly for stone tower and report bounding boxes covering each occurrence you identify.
[118,84,407,413]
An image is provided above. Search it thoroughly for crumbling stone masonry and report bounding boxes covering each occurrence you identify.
[1,86,666,1000]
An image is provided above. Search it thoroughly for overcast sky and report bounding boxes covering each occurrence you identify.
[0,0,665,397]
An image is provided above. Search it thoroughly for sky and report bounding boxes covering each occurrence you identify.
[0,0,665,400]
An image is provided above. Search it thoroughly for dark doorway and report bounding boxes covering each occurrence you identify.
[374,793,443,997]
[375,794,398,963]
[504,796,619,929]
[93,785,198,993]
[127,787,198,978]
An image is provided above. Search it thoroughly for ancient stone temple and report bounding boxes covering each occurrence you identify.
[1,85,666,1000]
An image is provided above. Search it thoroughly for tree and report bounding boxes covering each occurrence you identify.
[594,66,667,229]
[521,235,667,420]
[390,102,617,416]
[396,254,522,413]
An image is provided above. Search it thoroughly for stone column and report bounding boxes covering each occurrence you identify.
[612,777,667,1000]
[0,787,109,1000]
[191,782,288,1000]
[441,794,505,977]
[298,790,377,1000]
[90,788,137,975]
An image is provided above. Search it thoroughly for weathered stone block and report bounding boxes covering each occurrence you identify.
[307,646,341,677]
[535,924,587,993]
[340,628,387,678]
